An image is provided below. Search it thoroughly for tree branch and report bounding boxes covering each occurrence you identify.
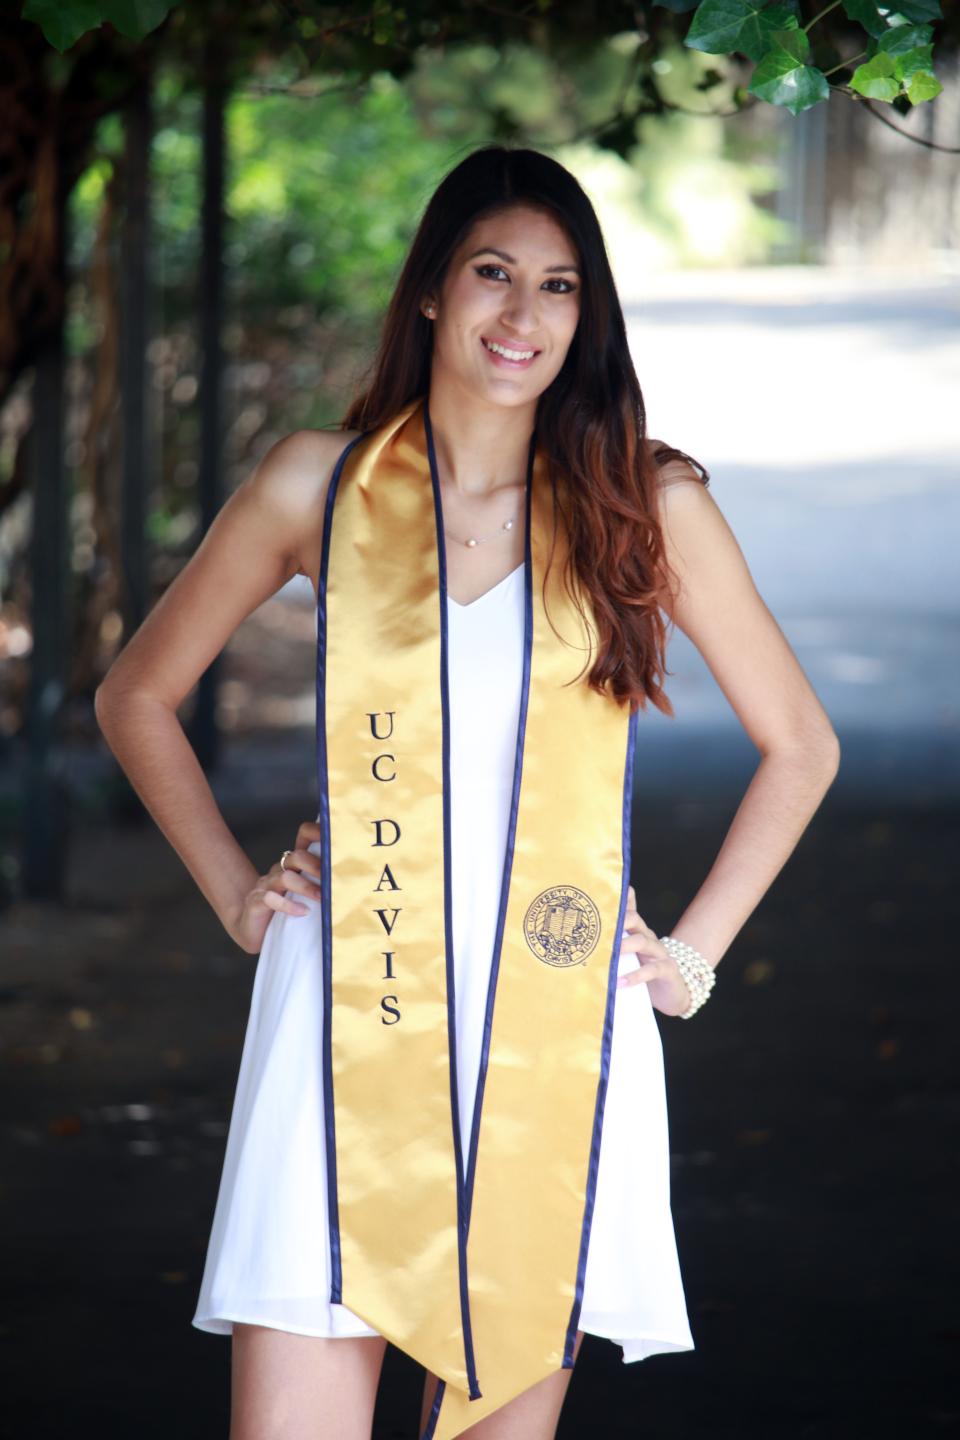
[842,85,960,152]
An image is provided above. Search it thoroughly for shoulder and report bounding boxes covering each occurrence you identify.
[244,426,365,522]
[229,426,365,585]
[645,436,710,495]
[642,436,741,593]
[644,435,716,552]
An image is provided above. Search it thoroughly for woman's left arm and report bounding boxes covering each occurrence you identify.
[619,470,840,1006]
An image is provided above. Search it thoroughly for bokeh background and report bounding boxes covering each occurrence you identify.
[1,3,958,1436]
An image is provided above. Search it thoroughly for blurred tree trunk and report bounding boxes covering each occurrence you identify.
[22,178,68,899]
[188,33,228,773]
[3,14,154,895]
[119,68,154,635]
[0,14,148,419]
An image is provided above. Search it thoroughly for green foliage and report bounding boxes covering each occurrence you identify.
[850,51,900,99]
[22,0,171,53]
[23,0,951,120]
[397,32,781,265]
[842,0,940,32]
[747,28,831,114]
[685,0,804,63]
[223,70,456,322]
[850,17,943,102]
[664,0,946,113]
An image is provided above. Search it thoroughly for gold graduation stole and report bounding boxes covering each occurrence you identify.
[316,396,638,1438]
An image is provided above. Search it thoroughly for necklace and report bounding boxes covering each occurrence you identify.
[438,460,524,548]
[444,514,517,548]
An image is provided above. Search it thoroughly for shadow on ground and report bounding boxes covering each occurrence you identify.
[0,735,957,1439]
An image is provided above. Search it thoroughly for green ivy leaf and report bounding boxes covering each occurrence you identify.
[876,22,934,54]
[21,0,103,52]
[686,0,802,64]
[767,25,809,61]
[748,30,830,114]
[842,0,941,36]
[886,0,942,21]
[905,68,943,102]
[22,0,170,51]
[850,51,900,99]
[893,43,934,81]
[840,1,894,38]
[99,0,171,40]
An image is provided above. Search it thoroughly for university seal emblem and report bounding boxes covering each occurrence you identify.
[523,885,601,968]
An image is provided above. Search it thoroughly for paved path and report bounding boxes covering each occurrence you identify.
[624,266,960,800]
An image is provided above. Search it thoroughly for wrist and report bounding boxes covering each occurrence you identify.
[659,935,717,1019]
[215,866,259,948]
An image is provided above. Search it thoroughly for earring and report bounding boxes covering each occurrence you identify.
[425,303,435,317]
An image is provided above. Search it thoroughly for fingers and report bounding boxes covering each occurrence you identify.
[621,909,656,939]
[258,887,310,917]
[616,956,670,989]
[616,912,672,990]
[622,883,656,937]
[253,842,325,925]
[616,969,646,989]
[269,874,321,907]
[275,847,323,886]
[626,914,656,939]
[247,830,324,923]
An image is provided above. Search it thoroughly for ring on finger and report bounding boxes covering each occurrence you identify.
[279,850,294,872]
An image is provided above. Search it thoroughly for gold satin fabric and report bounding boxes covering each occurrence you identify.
[317,397,637,1438]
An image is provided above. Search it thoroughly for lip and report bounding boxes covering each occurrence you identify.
[480,335,541,369]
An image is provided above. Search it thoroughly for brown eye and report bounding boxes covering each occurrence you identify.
[475,265,576,294]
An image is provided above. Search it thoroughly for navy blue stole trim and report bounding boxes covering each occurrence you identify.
[422,396,483,1403]
[562,705,639,1367]
[316,427,369,1304]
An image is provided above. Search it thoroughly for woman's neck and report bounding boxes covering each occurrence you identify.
[426,383,536,498]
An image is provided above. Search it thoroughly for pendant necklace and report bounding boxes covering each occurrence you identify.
[444,513,518,548]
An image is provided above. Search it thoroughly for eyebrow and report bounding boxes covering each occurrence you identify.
[466,246,581,276]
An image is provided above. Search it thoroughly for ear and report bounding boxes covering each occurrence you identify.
[421,298,437,319]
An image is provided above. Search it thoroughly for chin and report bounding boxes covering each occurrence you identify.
[482,387,542,409]
[476,372,553,404]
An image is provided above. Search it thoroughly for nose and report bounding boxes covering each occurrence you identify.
[498,281,541,336]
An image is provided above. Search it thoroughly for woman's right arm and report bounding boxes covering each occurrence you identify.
[94,427,353,954]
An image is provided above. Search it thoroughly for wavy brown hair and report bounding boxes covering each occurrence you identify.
[341,144,709,716]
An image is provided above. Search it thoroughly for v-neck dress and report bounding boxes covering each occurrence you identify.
[191,561,695,1366]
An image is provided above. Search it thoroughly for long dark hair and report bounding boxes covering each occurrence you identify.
[341,144,709,716]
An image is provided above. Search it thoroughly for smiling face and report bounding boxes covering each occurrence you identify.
[423,203,582,410]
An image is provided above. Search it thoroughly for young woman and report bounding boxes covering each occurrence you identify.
[96,145,840,1440]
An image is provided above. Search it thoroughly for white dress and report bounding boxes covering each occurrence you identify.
[192,563,695,1365]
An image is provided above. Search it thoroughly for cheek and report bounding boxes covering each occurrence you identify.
[547,314,579,365]
[439,302,490,352]
[442,278,491,325]
[557,313,580,360]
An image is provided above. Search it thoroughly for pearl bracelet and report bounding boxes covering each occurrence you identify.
[659,935,716,1019]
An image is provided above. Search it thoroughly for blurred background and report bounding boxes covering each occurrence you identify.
[1,2,958,1436]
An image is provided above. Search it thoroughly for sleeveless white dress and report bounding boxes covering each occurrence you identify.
[192,563,695,1365]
